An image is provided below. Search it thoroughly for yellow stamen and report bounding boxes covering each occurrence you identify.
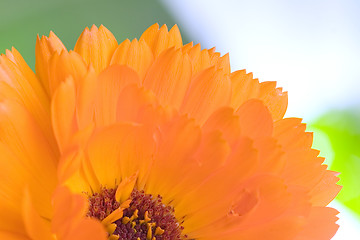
[105,223,117,234]
[155,226,165,235]
[130,209,139,221]
[109,235,120,240]
[147,225,152,240]
[122,216,130,224]
[144,211,151,222]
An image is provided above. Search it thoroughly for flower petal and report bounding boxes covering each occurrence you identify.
[116,84,158,124]
[295,207,339,240]
[181,66,231,124]
[63,218,107,240]
[259,81,288,121]
[22,188,52,240]
[57,149,92,194]
[110,38,154,80]
[143,48,191,109]
[74,25,118,73]
[51,77,77,153]
[140,23,183,57]
[48,50,87,95]
[0,51,53,142]
[35,31,67,95]
[76,68,97,130]
[0,231,28,240]
[95,65,140,126]
[52,186,107,240]
[203,107,241,147]
[230,70,259,110]
[0,100,57,218]
[236,99,273,139]
[145,115,201,198]
[86,123,156,190]
[5,48,49,105]
[309,171,341,206]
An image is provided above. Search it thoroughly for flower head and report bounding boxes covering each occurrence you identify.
[0,24,340,240]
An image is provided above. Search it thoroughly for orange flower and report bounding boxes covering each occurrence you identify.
[0,24,340,240]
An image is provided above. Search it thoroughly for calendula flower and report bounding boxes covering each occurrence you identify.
[0,24,340,240]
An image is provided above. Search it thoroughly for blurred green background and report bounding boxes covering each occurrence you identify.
[0,0,184,69]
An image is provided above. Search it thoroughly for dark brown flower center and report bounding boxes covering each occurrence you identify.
[87,188,185,240]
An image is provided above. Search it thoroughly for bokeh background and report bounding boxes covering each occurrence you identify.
[1,0,359,239]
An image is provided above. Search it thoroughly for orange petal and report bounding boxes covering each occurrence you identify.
[282,150,325,187]
[0,203,23,235]
[48,50,87,95]
[254,138,285,174]
[181,41,194,53]
[0,100,57,218]
[137,104,176,129]
[183,43,209,75]
[194,130,231,170]
[86,123,156,190]
[5,47,49,105]
[35,31,67,95]
[52,186,107,240]
[63,218,107,240]
[0,146,26,234]
[183,44,231,76]
[110,38,154,80]
[226,137,259,183]
[168,130,231,209]
[51,77,77,153]
[230,71,288,121]
[237,175,293,227]
[206,47,230,74]
[203,107,241,147]
[231,188,259,217]
[273,119,339,198]
[95,65,140,126]
[223,216,304,240]
[76,68,97,130]
[236,99,273,139]
[295,207,339,240]
[145,115,201,197]
[273,118,311,150]
[116,84,158,124]
[180,66,231,124]
[0,231,28,240]
[180,137,257,233]
[52,186,87,236]
[74,25,118,73]
[0,52,53,142]
[140,23,183,57]
[309,171,341,206]
[143,48,191,109]
[0,143,51,235]
[259,81,288,120]
[210,52,230,74]
[22,188,52,240]
[230,70,260,110]
[57,149,92,194]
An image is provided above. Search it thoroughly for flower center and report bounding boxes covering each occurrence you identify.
[87,188,185,240]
